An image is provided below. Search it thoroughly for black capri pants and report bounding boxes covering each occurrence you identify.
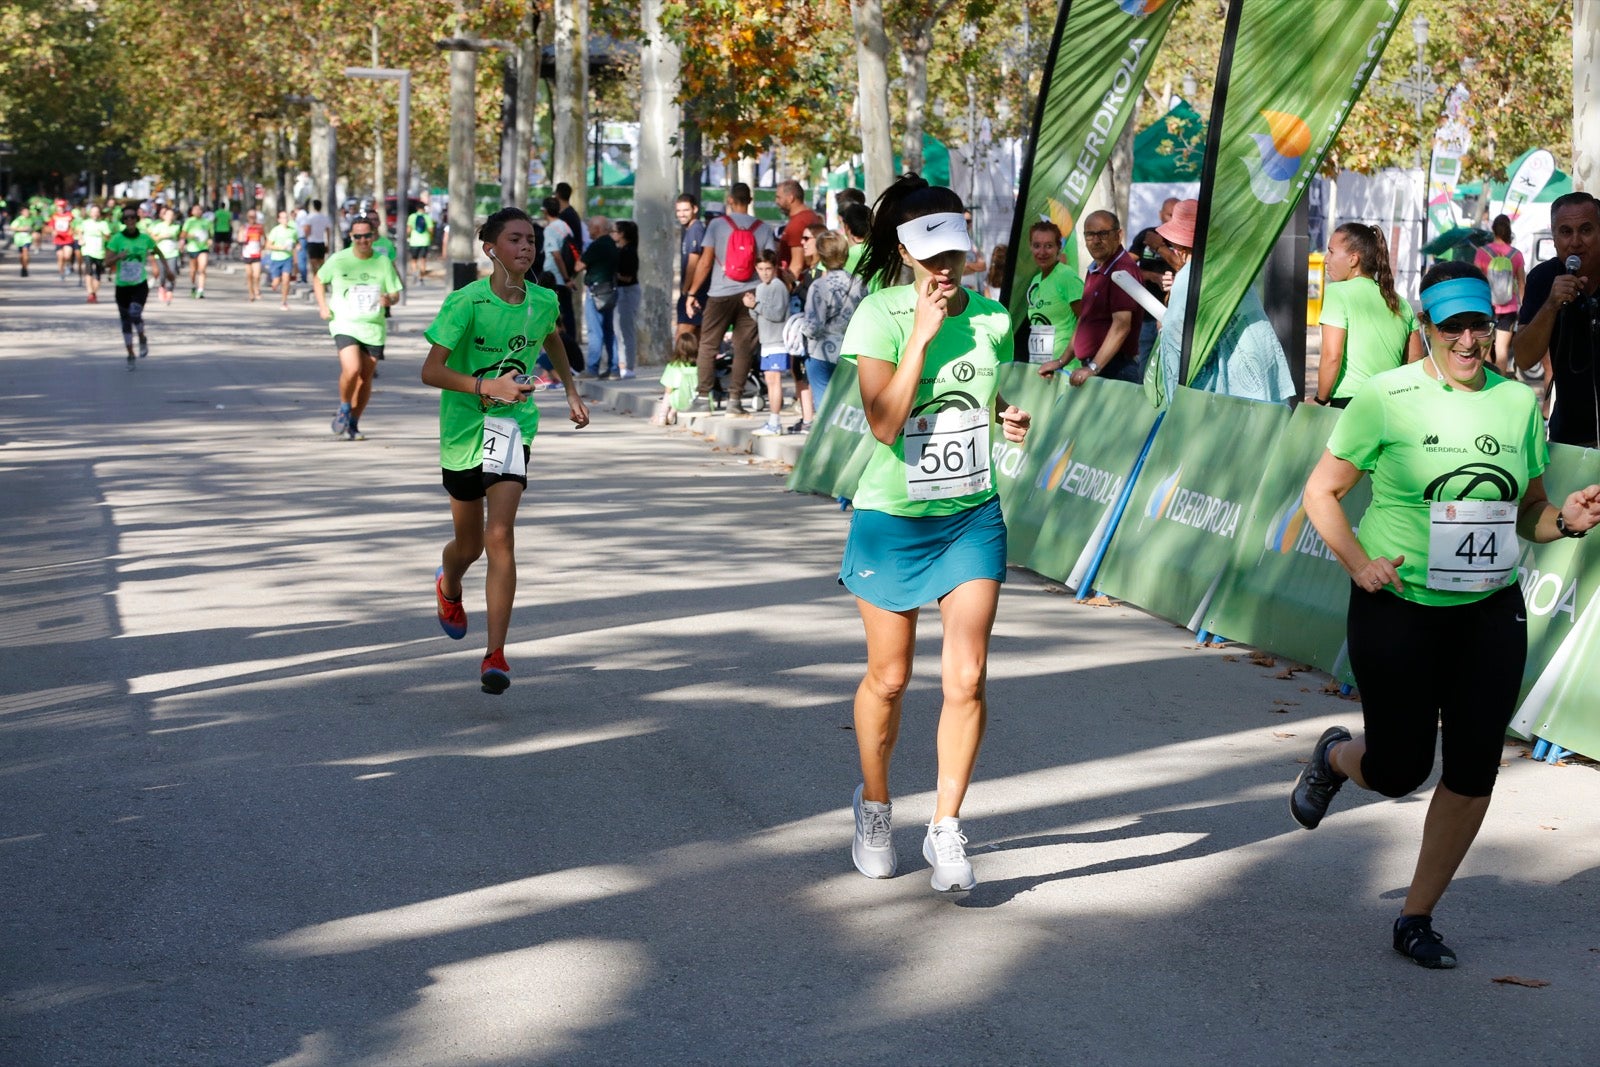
[1347,581,1526,799]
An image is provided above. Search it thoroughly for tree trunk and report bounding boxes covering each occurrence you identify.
[636,0,681,369]
[371,25,384,211]
[851,0,893,201]
[512,9,539,211]
[310,101,337,246]
[447,44,478,286]
[900,25,931,176]
[554,0,589,213]
[681,108,702,200]
[1576,0,1599,192]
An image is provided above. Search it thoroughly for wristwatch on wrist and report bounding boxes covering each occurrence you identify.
[1312,395,1330,406]
[1556,510,1587,539]
[1085,360,1100,374]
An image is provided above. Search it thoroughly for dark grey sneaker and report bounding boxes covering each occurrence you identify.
[1290,725,1352,829]
[1393,914,1457,969]
[726,399,748,416]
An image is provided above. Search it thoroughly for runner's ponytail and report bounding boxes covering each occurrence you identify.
[1334,222,1400,317]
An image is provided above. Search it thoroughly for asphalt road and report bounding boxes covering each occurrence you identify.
[2,262,1598,1066]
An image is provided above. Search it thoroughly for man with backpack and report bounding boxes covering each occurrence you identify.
[407,203,436,283]
[1473,213,1525,375]
[683,182,776,414]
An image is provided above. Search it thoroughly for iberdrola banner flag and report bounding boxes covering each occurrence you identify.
[1005,0,1181,324]
[1179,0,1408,384]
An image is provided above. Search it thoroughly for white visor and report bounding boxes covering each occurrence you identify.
[896,212,972,260]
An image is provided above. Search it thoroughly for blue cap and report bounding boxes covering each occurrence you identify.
[1420,277,1493,323]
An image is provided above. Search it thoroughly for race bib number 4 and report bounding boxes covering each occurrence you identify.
[1026,324,1055,363]
[480,416,527,477]
[903,406,992,501]
[1427,499,1517,592]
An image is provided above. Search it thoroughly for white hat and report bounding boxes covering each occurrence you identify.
[896,212,971,260]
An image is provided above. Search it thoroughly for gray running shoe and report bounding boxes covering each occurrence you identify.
[1290,725,1352,829]
[923,817,975,892]
[852,785,896,879]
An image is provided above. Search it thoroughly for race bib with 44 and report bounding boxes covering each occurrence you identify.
[903,406,991,501]
[1427,499,1517,592]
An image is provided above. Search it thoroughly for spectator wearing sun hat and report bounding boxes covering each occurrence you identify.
[1153,198,1296,405]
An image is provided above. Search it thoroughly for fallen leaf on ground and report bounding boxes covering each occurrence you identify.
[1079,595,1118,607]
[1540,825,1559,831]
[1299,687,1312,693]
[1273,700,1300,707]
[1492,976,1550,988]
[1248,652,1276,667]
[1294,757,1309,764]
[1274,668,1301,679]
[1272,731,1296,739]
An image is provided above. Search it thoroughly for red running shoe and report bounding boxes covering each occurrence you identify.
[480,649,510,694]
[435,566,467,640]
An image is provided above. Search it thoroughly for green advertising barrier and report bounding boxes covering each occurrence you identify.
[1203,403,1371,680]
[1023,378,1161,587]
[1509,445,1600,750]
[786,362,875,499]
[1096,389,1289,628]
[990,366,1068,564]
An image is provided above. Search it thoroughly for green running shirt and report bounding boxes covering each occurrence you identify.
[316,248,402,347]
[1327,361,1548,606]
[840,285,1013,517]
[424,279,560,470]
[1319,277,1419,400]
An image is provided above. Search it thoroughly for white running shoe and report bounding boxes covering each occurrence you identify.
[923,817,975,892]
[852,784,896,878]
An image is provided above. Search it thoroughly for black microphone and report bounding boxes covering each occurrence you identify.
[1566,254,1582,274]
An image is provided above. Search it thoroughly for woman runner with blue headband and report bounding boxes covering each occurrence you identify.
[1290,260,1600,969]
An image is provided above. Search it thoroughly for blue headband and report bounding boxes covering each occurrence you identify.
[1421,277,1493,322]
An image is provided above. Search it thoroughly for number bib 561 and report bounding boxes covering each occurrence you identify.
[903,406,991,501]
[1427,499,1517,592]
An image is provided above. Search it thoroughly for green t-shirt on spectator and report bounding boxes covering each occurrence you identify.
[1320,276,1419,400]
[1026,264,1084,364]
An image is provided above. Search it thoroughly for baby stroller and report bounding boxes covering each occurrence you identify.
[710,335,768,412]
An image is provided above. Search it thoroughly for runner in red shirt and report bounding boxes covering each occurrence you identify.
[48,200,77,284]
[238,209,267,302]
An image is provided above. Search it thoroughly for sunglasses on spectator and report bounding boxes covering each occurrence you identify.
[350,232,375,239]
[1083,228,1118,239]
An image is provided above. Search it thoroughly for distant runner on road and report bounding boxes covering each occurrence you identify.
[314,214,402,442]
[420,207,589,694]
[104,204,167,369]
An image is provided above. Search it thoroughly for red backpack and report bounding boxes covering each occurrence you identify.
[722,215,759,282]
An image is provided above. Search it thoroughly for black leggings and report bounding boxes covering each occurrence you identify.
[115,283,148,345]
[1347,582,1526,798]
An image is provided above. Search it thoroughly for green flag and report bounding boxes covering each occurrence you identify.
[1005,0,1181,326]
[1182,0,1407,384]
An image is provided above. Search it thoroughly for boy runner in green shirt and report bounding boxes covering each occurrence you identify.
[265,211,298,309]
[314,216,403,440]
[78,204,112,304]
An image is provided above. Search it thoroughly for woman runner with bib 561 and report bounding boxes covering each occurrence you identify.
[420,208,590,693]
[1293,260,1600,969]
[840,175,1031,893]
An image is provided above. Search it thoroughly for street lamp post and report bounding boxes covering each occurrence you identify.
[344,66,411,302]
[1375,15,1437,262]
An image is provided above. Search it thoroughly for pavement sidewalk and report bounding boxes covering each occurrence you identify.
[2,263,1597,1066]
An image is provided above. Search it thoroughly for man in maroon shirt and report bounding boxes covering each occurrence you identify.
[775,179,822,281]
[1066,210,1145,387]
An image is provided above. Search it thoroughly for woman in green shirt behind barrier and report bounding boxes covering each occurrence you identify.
[839,174,1031,894]
[1311,222,1422,407]
[420,207,589,694]
[1293,260,1600,969]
